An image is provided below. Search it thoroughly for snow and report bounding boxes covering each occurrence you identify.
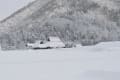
[0,42,120,80]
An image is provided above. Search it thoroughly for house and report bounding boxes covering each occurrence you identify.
[26,36,65,49]
[47,37,65,48]
[26,40,44,48]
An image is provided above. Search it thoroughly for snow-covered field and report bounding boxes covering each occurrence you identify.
[0,42,120,80]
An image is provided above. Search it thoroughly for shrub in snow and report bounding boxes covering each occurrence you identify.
[65,42,76,48]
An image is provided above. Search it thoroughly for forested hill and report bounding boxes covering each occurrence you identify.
[0,0,120,50]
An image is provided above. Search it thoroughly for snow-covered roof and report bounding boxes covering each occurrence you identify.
[49,37,62,42]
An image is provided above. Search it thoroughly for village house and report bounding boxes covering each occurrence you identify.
[27,36,65,49]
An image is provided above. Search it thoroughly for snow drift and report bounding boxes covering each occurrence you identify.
[0,42,120,80]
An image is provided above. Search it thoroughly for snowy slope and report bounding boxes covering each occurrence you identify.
[0,42,120,80]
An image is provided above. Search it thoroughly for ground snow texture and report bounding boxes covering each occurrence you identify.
[0,42,120,80]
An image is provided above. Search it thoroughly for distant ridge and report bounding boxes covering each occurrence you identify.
[0,0,52,29]
[0,0,36,23]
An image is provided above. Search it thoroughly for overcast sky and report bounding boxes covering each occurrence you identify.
[0,0,34,21]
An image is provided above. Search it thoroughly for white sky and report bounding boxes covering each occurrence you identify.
[0,0,35,21]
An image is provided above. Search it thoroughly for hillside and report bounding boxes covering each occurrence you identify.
[0,0,120,50]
